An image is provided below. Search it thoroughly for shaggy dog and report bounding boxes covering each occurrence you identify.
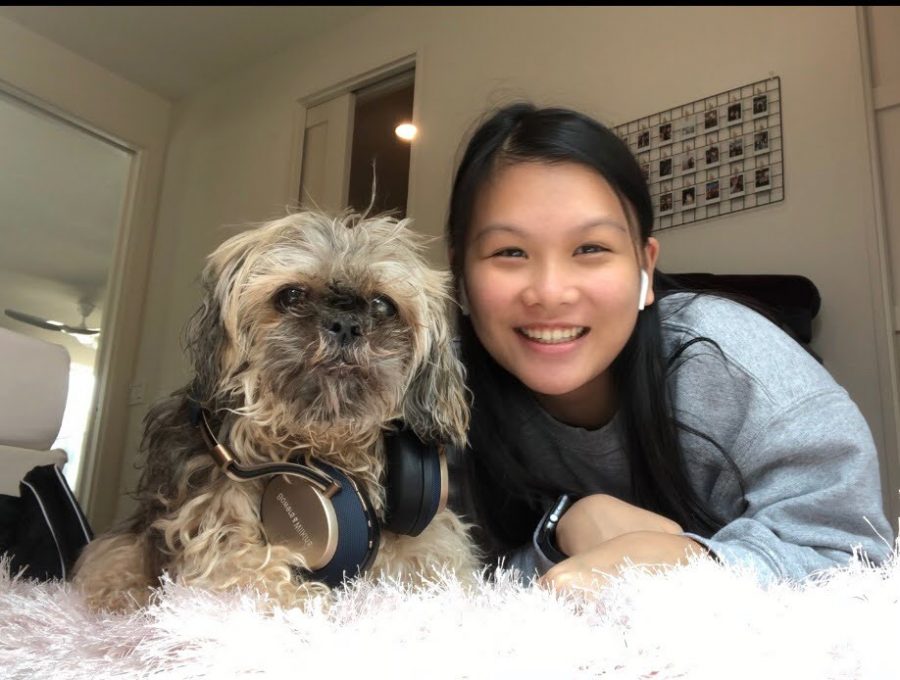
[73,211,478,611]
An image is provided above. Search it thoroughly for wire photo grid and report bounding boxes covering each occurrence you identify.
[615,77,784,232]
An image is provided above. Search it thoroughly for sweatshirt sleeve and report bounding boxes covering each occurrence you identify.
[686,388,895,584]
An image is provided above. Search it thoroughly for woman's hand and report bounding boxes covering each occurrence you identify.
[540,531,711,592]
[554,494,683,557]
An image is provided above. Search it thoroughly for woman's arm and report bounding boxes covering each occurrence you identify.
[540,495,708,591]
[480,494,694,584]
[542,389,895,591]
[541,531,710,590]
[554,493,683,556]
[683,389,895,583]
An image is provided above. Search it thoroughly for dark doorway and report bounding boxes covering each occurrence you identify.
[347,71,414,219]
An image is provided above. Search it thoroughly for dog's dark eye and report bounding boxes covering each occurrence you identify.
[371,294,397,318]
[275,286,307,311]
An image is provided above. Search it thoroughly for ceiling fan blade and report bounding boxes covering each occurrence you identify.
[61,325,101,336]
[4,308,67,332]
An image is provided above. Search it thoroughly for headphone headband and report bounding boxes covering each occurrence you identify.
[190,402,339,493]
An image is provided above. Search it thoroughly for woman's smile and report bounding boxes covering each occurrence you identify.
[517,325,590,344]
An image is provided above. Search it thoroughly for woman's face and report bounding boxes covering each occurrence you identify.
[462,161,658,427]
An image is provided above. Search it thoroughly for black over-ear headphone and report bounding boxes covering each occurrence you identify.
[189,403,447,588]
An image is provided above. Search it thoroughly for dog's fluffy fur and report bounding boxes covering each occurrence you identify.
[72,211,478,611]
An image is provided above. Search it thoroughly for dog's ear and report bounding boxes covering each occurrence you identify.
[402,288,470,448]
[183,280,227,407]
[183,229,259,407]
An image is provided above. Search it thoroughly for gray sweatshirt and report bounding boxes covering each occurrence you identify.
[453,292,896,584]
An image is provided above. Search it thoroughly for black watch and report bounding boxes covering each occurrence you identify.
[534,494,574,563]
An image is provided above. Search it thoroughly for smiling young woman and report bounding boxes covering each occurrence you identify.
[445,103,894,591]
[463,161,658,429]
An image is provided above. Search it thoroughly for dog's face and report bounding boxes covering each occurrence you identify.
[185,211,468,449]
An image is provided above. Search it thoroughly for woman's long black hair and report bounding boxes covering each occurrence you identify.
[447,103,743,551]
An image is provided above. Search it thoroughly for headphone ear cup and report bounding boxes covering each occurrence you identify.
[384,428,446,537]
[260,463,379,588]
[310,463,380,586]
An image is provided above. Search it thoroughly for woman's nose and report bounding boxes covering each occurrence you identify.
[521,263,578,308]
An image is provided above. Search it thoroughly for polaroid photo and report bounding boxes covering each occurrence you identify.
[659,122,673,145]
[754,130,769,154]
[704,108,719,131]
[727,102,742,125]
[755,167,771,190]
[659,157,673,178]
[705,179,721,204]
[729,172,745,198]
[681,186,696,209]
[680,152,696,174]
[637,129,650,150]
[705,145,720,169]
[640,161,650,182]
[659,192,674,215]
[728,139,744,159]
[680,117,697,141]
[753,94,768,117]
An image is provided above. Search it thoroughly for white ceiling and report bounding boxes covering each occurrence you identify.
[0,6,373,355]
[0,89,132,294]
[0,6,375,100]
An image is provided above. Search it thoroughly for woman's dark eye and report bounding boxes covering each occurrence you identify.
[492,248,525,258]
[575,244,608,255]
[371,295,397,318]
[275,286,307,311]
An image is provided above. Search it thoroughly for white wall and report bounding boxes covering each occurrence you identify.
[0,15,172,528]
[116,6,898,520]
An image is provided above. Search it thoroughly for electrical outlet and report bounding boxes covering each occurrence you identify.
[128,382,145,406]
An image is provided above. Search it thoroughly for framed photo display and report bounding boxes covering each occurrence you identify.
[615,76,784,232]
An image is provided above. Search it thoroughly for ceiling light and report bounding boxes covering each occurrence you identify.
[394,123,417,141]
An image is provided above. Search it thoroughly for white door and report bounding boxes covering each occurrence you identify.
[299,92,355,212]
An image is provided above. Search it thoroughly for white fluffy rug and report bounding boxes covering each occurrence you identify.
[1,551,899,679]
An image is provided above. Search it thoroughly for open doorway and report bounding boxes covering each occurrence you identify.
[298,66,415,216]
[0,87,132,493]
[347,72,415,218]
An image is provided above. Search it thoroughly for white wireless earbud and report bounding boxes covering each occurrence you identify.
[459,281,470,316]
[638,270,649,311]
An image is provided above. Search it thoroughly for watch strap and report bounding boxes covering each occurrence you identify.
[534,494,573,564]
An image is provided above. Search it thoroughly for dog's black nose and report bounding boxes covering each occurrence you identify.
[324,314,363,346]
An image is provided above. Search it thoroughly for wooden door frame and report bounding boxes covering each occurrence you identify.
[857,6,900,522]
